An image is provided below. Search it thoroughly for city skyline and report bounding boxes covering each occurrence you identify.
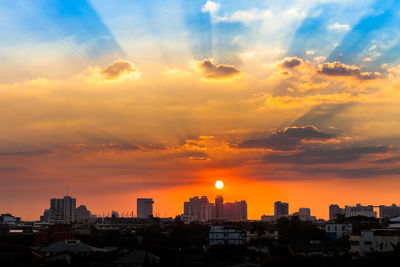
[2,0,400,221]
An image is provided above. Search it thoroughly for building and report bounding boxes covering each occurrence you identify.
[183,196,214,222]
[41,196,76,223]
[298,207,316,221]
[274,201,289,217]
[379,204,400,218]
[224,200,247,221]
[345,204,377,218]
[75,205,91,222]
[329,204,345,220]
[359,229,400,256]
[325,224,352,239]
[389,216,400,229]
[0,213,21,225]
[137,198,154,218]
[215,196,224,219]
[209,225,244,246]
[261,215,275,223]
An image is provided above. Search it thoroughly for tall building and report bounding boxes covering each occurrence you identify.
[274,201,289,217]
[380,204,400,218]
[298,207,316,221]
[345,204,377,218]
[329,204,345,220]
[224,201,247,221]
[137,198,154,218]
[41,195,76,223]
[75,205,91,222]
[215,195,224,219]
[183,196,214,222]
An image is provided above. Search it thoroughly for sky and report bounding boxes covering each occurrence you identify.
[1,0,400,220]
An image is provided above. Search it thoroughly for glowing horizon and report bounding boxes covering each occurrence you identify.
[1,0,400,221]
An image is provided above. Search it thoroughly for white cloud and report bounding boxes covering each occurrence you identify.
[306,50,315,56]
[328,22,350,32]
[201,1,220,14]
[215,9,272,24]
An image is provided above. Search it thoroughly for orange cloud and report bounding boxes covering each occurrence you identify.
[86,59,141,82]
[193,59,242,80]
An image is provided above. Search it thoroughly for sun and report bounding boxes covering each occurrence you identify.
[215,180,224,189]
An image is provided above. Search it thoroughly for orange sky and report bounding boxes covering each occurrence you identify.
[2,1,400,221]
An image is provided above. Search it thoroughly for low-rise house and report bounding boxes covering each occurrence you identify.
[114,250,160,267]
[209,225,244,246]
[359,229,400,256]
[325,223,352,239]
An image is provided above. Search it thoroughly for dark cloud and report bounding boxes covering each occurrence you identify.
[263,146,390,165]
[280,57,303,69]
[317,61,381,80]
[239,126,336,150]
[100,60,139,80]
[0,149,52,156]
[299,167,400,178]
[373,156,400,164]
[0,167,27,172]
[197,59,241,79]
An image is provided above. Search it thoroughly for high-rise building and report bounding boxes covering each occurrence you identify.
[274,201,289,217]
[41,195,76,223]
[345,204,377,218]
[329,204,345,220]
[75,205,91,222]
[379,204,400,218]
[298,207,316,221]
[183,196,214,222]
[224,201,247,220]
[215,195,224,219]
[137,198,154,218]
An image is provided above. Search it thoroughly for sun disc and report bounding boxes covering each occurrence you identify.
[215,180,224,189]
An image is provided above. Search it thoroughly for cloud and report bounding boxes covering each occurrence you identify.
[299,167,400,178]
[239,126,336,150]
[328,22,350,32]
[263,146,390,165]
[0,149,52,157]
[201,1,220,14]
[194,59,242,80]
[317,61,381,80]
[86,60,141,82]
[215,9,271,24]
[279,57,303,69]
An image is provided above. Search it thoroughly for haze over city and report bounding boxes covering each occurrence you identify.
[2,0,400,221]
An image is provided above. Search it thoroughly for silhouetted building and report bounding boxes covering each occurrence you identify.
[274,201,289,217]
[0,213,21,225]
[183,196,214,222]
[215,196,224,219]
[137,198,154,218]
[41,196,76,223]
[75,205,91,222]
[298,207,316,221]
[379,204,400,218]
[329,204,345,220]
[345,204,376,218]
[224,201,247,220]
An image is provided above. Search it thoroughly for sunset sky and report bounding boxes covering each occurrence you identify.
[2,0,400,220]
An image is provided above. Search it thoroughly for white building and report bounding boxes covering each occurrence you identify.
[389,216,400,229]
[359,229,400,256]
[137,198,154,218]
[345,204,376,218]
[209,225,244,246]
[325,224,352,239]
